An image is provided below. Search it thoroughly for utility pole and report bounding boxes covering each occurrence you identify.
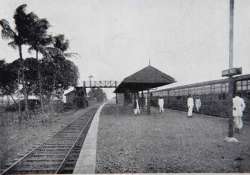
[222,0,242,140]
[229,0,234,69]
[228,0,235,138]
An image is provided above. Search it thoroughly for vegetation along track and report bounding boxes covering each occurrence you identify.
[1,107,98,174]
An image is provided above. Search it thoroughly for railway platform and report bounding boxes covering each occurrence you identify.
[94,104,250,173]
[73,103,106,174]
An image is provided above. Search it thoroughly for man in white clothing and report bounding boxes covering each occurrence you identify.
[233,94,246,133]
[195,97,201,113]
[187,95,194,118]
[158,98,164,113]
[134,98,140,115]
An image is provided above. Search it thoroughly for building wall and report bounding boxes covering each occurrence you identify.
[117,93,124,105]
[66,93,75,104]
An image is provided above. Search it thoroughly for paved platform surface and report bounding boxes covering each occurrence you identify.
[96,104,250,173]
[73,103,106,174]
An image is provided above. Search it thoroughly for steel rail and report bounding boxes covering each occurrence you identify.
[1,106,98,175]
[55,111,95,173]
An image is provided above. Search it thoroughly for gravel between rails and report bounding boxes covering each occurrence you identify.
[96,104,250,173]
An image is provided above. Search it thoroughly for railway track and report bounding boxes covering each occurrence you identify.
[1,107,98,174]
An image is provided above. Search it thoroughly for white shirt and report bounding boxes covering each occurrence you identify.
[233,96,246,117]
[158,98,164,107]
[187,97,194,108]
[195,98,201,108]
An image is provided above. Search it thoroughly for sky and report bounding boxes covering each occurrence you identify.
[0,0,250,98]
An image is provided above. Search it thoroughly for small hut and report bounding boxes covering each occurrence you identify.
[114,65,175,114]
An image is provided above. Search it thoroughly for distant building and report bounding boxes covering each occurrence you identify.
[65,87,88,107]
[65,90,76,105]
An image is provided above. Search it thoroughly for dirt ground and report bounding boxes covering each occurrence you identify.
[96,104,250,173]
[0,105,97,173]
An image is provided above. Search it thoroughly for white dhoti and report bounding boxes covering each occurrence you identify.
[187,97,194,117]
[195,98,201,112]
[158,98,164,113]
[234,116,243,129]
[159,103,164,112]
[188,106,193,117]
[134,108,140,115]
[160,105,164,112]
[134,99,140,115]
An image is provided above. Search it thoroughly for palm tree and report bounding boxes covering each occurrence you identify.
[0,4,31,115]
[26,12,52,113]
[44,34,78,111]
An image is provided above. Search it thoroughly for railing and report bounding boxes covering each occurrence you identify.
[83,80,119,88]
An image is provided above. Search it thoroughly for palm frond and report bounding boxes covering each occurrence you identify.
[41,47,52,60]
[27,46,34,54]
[64,52,80,58]
[53,34,69,52]
[8,41,17,49]
[45,47,64,57]
[0,19,16,40]
[27,12,38,23]
[15,4,27,15]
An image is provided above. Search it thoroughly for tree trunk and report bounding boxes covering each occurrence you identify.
[36,50,45,113]
[50,73,56,113]
[17,70,21,117]
[18,45,29,116]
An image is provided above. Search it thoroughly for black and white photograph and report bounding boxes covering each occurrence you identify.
[0,0,250,174]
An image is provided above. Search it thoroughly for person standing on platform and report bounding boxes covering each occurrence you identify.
[158,98,164,112]
[233,94,246,133]
[134,97,140,115]
[145,96,148,109]
[187,95,194,118]
[195,97,201,113]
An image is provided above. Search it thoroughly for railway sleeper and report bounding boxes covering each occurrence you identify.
[36,148,70,152]
[17,160,62,166]
[24,157,66,162]
[11,162,61,169]
[41,145,72,148]
[6,169,56,174]
[47,139,78,142]
[31,153,68,157]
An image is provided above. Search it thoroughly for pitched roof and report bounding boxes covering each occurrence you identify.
[64,90,76,96]
[64,86,86,96]
[114,65,175,93]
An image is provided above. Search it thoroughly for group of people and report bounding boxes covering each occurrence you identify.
[187,95,201,117]
[134,93,246,133]
[133,95,147,115]
[187,94,246,133]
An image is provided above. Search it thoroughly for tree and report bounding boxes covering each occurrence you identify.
[0,4,31,114]
[43,34,79,100]
[10,58,39,96]
[88,88,107,102]
[0,60,18,102]
[26,11,52,113]
[40,57,79,99]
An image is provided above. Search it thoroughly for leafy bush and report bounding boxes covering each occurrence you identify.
[5,99,40,111]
